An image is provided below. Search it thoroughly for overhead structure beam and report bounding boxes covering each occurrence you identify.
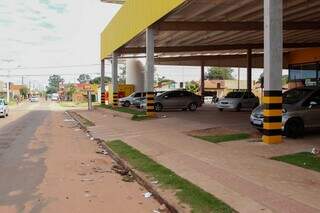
[119,43,320,54]
[156,21,320,31]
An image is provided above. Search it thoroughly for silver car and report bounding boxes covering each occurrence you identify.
[250,87,320,138]
[217,91,259,111]
[119,92,145,107]
[153,90,202,112]
[0,99,9,118]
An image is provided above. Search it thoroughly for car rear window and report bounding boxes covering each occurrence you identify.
[283,88,313,104]
[225,92,244,98]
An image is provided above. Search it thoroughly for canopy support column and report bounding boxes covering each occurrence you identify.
[200,62,205,96]
[263,0,283,144]
[112,53,119,108]
[247,48,252,92]
[100,59,106,105]
[145,28,155,117]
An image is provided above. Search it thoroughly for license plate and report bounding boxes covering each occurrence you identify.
[253,119,262,125]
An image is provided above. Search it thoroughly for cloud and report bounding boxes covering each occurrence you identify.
[39,0,67,14]
[38,20,55,29]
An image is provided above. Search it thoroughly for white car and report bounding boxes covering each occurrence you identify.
[217,91,259,111]
[0,99,9,118]
[30,96,39,102]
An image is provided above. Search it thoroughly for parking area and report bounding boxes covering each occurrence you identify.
[158,104,256,134]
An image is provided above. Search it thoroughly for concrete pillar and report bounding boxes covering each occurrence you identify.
[100,59,106,105]
[145,28,155,117]
[263,0,283,144]
[200,62,205,96]
[112,53,119,108]
[247,49,252,92]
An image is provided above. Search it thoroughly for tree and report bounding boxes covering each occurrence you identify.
[185,81,199,94]
[90,76,112,84]
[206,67,234,80]
[19,86,29,99]
[46,75,63,94]
[118,65,126,84]
[77,74,91,83]
[257,74,288,88]
[65,83,77,101]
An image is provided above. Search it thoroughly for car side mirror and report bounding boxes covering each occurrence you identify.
[309,101,317,108]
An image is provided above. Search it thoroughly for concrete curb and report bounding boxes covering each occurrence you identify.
[65,110,180,213]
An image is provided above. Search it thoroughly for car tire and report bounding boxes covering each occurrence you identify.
[218,108,223,112]
[154,103,163,112]
[123,101,130,107]
[188,102,197,111]
[236,103,242,112]
[284,118,304,138]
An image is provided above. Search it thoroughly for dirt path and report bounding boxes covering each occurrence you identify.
[0,105,160,213]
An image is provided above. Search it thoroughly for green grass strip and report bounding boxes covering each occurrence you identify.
[99,104,146,116]
[194,133,250,143]
[271,152,320,172]
[107,140,234,213]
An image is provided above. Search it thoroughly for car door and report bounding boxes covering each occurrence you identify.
[179,91,192,107]
[161,91,181,109]
[302,90,320,128]
[241,92,250,108]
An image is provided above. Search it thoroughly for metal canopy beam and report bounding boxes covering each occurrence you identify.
[156,21,320,31]
[119,43,320,54]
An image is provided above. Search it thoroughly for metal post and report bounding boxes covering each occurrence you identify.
[247,49,252,92]
[88,91,93,111]
[100,59,106,105]
[238,67,240,90]
[112,53,119,108]
[145,28,156,117]
[263,0,283,144]
[200,62,205,96]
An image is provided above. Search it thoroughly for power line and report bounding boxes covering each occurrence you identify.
[0,72,101,77]
[0,63,112,70]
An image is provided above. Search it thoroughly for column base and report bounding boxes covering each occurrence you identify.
[262,135,282,144]
[112,92,118,108]
[146,92,155,117]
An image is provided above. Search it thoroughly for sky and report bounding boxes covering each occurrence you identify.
[0,0,264,90]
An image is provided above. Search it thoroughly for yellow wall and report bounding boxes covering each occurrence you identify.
[100,0,185,59]
[288,48,320,64]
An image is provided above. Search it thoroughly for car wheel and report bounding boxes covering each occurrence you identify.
[154,103,163,112]
[123,101,130,107]
[188,102,197,111]
[218,108,223,112]
[284,118,304,138]
[236,103,242,112]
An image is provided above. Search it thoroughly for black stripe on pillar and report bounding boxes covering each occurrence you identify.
[263,103,282,110]
[264,90,282,97]
[147,103,154,107]
[264,116,282,123]
[263,129,283,136]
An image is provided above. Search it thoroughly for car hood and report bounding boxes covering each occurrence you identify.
[252,104,292,115]
[219,98,241,103]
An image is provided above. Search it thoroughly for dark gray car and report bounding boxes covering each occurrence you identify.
[251,87,320,138]
[154,90,202,112]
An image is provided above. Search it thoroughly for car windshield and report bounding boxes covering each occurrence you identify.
[283,88,313,104]
[225,92,244,98]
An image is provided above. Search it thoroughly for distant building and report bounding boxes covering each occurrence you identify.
[204,79,247,98]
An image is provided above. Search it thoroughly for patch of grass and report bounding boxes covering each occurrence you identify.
[271,152,320,172]
[99,104,147,120]
[107,140,234,213]
[194,133,250,143]
[60,101,88,108]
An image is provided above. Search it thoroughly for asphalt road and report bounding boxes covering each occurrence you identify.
[0,102,50,212]
[0,101,159,213]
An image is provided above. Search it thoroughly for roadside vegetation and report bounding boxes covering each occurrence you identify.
[68,111,95,127]
[271,152,320,172]
[107,140,234,213]
[194,133,250,143]
[99,104,149,121]
[59,101,88,108]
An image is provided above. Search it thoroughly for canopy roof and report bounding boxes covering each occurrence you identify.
[101,0,320,67]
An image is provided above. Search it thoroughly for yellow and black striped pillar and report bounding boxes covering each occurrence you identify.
[101,92,106,105]
[146,92,155,117]
[263,91,283,144]
[112,92,118,108]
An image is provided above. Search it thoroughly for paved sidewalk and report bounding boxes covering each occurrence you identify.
[77,108,320,213]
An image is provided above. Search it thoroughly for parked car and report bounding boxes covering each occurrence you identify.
[0,99,9,118]
[216,91,259,111]
[250,87,320,138]
[119,92,146,107]
[30,96,39,102]
[51,93,59,101]
[146,90,202,112]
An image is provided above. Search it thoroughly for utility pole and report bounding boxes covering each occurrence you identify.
[238,67,240,90]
